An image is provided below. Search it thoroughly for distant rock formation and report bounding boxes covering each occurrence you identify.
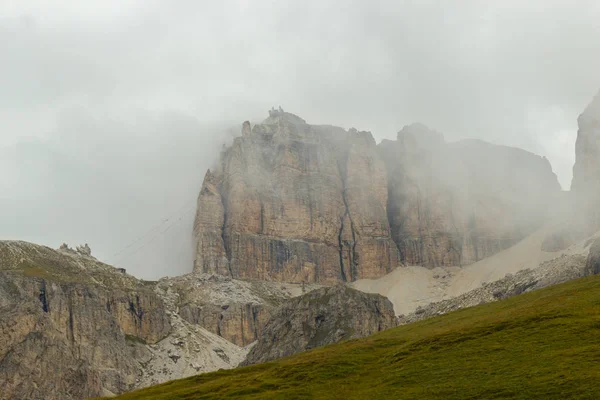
[571,90,600,193]
[193,111,399,283]
[380,124,561,267]
[76,243,92,256]
[193,112,561,281]
[242,284,397,365]
[59,242,93,257]
[571,90,600,231]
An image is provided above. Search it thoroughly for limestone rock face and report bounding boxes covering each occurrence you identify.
[193,112,399,283]
[193,170,229,276]
[157,273,321,346]
[0,242,169,400]
[572,90,600,193]
[380,124,561,268]
[571,90,600,230]
[242,284,397,365]
[0,241,251,400]
[194,113,561,279]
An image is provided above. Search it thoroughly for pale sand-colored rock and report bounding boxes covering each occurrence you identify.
[194,115,560,284]
[353,226,598,315]
[398,252,591,325]
[137,279,247,388]
[352,266,459,315]
[193,111,399,283]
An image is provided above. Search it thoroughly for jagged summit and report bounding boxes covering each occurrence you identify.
[262,106,307,125]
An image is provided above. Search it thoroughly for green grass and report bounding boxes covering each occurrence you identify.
[108,274,600,400]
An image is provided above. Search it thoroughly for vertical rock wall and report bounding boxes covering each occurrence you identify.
[193,112,399,283]
[194,112,561,280]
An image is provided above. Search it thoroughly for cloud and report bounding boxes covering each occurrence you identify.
[1,1,599,278]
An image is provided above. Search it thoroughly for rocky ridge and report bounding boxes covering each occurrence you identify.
[0,241,168,399]
[242,284,397,365]
[0,241,312,399]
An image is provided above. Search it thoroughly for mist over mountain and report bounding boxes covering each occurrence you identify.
[2,1,600,279]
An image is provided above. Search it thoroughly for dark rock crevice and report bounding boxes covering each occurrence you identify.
[337,214,348,282]
[39,281,49,313]
[218,173,233,278]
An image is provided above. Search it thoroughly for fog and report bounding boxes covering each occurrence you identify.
[1,1,599,279]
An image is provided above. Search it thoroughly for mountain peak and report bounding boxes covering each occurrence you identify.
[263,106,307,125]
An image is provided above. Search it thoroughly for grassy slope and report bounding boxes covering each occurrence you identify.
[110,274,600,400]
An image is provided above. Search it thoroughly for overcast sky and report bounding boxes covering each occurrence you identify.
[1,1,599,279]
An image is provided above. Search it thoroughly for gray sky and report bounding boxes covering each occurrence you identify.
[1,1,599,279]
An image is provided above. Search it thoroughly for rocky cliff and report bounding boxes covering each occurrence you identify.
[572,90,600,193]
[242,284,397,365]
[380,123,561,268]
[193,110,399,283]
[571,90,600,231]
[0,241,171,399]
[194,113,561,280]
[0,241,310,399]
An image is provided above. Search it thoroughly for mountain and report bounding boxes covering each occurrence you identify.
[193,111,561,283]
[193,111,399,283]
[3,92,600,399]
[107,270,600,400]
[0,241,312,399]
[380,124,560,267]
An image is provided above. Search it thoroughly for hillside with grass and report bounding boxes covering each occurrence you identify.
[107,273,600,400]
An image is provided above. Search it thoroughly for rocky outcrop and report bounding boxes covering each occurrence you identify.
[242,284,397,365]
[193,112,399,283]
[380,124,561,268]
[585,238,600,276]
[155,273,321,346]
